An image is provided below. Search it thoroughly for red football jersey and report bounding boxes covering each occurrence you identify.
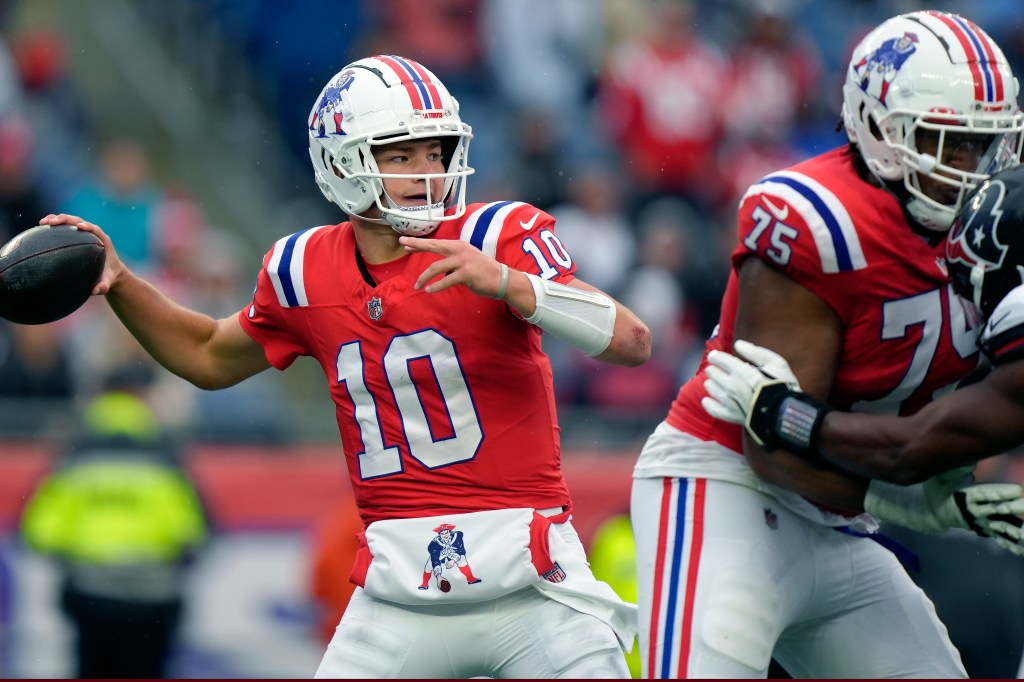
[239,201,578,524]
[669,146,981,452]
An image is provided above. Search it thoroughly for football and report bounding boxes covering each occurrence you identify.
[0,225,105,325]
[438,578,451,593]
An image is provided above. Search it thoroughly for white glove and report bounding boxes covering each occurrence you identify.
[976,517,1024,557]
[702,339,800,427]
[703,340,833,455]
[866,466,1024,546]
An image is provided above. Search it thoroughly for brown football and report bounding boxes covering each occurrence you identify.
[0,226,105,325]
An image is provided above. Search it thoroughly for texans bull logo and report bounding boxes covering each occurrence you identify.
[946,178,1009,273]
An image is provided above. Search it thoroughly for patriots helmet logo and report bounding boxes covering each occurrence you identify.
[309,69,356,138]
[852,31,919,104]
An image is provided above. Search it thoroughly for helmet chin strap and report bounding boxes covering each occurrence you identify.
[970,264,986,313]
[382,202,445,236]
[379,185,445,236]
[345,193,444,236]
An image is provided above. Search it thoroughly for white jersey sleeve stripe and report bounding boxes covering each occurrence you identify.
[267,225,328,308]
[742,172,867,274]
[460,201,526,257]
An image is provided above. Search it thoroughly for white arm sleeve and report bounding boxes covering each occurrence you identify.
[524,274,616,357]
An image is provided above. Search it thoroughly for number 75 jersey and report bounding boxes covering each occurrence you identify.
[669,147,982,452]
[238,201,577,524]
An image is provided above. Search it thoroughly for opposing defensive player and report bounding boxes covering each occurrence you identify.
[629,11,1024,678]
[42,55,651,678]
[702,164,1024,554]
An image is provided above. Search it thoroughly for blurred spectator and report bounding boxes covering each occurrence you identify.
[19,378,208,679]
[151,187,209,300]
[198,0,364,167]
[577,200,703,414]
[597,0,727,214]
[482,0,604,152]
[61,137,163,271]
[0,116,46,241]
[0,25,23,119]
[720,0,824,144]
[716,137,804,216]
[624,198,725,370]
[496,110,567,210]
[548,161,636,297]
[0,321,75,400]
[153,209,290,443]
[715,0,823,206]
[9,27,93,207]
[309,499,363,645]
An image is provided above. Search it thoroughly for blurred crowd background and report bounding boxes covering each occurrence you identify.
[0,0,1022,444]
[0,0,1022,678]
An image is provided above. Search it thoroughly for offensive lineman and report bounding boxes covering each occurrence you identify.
[629,11,1024,679]
[702,163,1024,555]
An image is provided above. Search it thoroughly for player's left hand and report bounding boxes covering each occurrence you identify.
[866,466,1024,549]
[399,236,506,299]
[703,340,801,424]
[703,340,803,446]
[976,517,1024,556]
[38,213,127,296]
[961,485,1024,557]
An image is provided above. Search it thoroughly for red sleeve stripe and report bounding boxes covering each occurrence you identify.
[928,11,1004,103]
[991,335,1024,363]
[377,55,443,112]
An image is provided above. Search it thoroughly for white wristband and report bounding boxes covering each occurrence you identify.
[524,274,616,357]
[493,263,509,300]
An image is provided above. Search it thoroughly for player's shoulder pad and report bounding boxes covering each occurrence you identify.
[458,201,553,258]
[980,283,1024,365]
[740,170,868,275]
[263,224,333,309]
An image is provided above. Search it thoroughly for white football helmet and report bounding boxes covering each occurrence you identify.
[842,11,1024,231]
[308,55,474,236]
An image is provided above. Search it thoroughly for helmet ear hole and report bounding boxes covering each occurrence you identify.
[336,176,374,213]
[866,114,883,142]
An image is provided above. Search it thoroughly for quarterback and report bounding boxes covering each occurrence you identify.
[42,55,650,678]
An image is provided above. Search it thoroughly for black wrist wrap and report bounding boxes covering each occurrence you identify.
[748,383,832,457]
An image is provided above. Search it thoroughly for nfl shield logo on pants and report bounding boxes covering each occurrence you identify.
[541,561,567,583]
[367,297,383,320]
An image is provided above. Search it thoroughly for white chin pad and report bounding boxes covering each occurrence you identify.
[524,274,615,357]
[384,202,446,236]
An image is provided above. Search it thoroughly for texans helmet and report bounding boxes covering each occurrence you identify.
[946,164,1024,319]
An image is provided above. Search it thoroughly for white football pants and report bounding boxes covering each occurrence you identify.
[314,521,631,679]
[631,476,967,678]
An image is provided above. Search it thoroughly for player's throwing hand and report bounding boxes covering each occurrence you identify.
[400,235,507,299]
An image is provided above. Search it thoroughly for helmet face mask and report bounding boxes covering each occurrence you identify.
[842,11,1024,232]
[308,56,474,236]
